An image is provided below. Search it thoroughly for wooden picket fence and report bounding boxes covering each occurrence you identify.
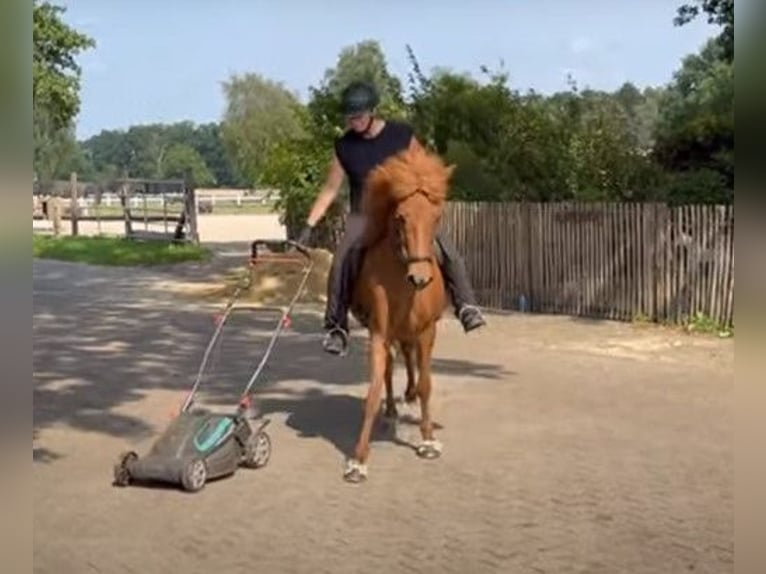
[441,202,734,327]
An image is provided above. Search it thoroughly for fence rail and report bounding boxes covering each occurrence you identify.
[442,202,734,327]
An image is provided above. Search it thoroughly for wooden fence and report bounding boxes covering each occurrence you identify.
[441,202,734,327]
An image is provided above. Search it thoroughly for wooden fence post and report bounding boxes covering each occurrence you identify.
[51,196,62,236]
[121,182,133,238]
[70,172,79,236]
[185,184,199,244]
[642,203,657,320]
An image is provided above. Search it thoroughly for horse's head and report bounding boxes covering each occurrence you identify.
[363,147,456,290]
[392,190,443,289]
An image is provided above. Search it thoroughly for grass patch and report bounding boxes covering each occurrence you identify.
[630,310,734,338]
[33,234,211,266]
[684,311,734,338]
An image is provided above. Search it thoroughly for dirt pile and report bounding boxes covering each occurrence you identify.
[162,248,334,307]
[241,247,333,305]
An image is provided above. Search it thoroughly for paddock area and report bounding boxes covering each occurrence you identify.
[32,250,733,574]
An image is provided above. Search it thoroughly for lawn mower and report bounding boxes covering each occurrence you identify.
[113,239,313,492]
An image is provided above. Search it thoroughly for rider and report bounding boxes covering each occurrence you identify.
[297,80,486,355]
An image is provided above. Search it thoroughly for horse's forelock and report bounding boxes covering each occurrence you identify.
[361,148,452,246]
[370,148,451,207]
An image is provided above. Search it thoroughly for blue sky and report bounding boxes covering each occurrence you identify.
[61,0,718,140]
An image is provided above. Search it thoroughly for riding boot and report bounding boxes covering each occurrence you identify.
[323,241,365,355]
[323,262,350,355]
[434,233,486,332]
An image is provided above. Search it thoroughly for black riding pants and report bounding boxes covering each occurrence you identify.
[323,214,479,331]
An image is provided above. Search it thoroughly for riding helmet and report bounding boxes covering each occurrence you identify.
[340,81,380,115]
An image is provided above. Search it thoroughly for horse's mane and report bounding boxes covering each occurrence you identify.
[361,146,455,246]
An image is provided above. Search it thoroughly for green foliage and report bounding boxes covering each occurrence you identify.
[259,105,344,246]
[67,1,734,221]
[653,38,733,195]
[660,167,731,205]
[404,50,662,202]
[674,0,734,62]
[221,73,306,188]
[259,40,407,248]
[33,0,95,181]
[34,124,85,181]
[33,1,95,132]
[684,311,733,337]
[160,143,216,187]
[314,40,408,124]
[32,234,210,266]
[80,122,237,186]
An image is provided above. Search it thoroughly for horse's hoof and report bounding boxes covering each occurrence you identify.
[343,459,368,483]
[416,440,443,460]
[383,406,399,420]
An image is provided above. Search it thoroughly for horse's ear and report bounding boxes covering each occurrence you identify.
[445,164,457,180]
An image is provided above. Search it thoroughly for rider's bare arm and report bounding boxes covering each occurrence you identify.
[306,153,346,227]
[409,135,425,152]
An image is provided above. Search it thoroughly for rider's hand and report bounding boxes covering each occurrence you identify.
[296,224,313,247]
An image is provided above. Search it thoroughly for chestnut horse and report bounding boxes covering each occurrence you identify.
[344,145,456,483]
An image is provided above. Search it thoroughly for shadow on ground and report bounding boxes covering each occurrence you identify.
[33,265,514,462]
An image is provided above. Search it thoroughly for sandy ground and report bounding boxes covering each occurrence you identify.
[33,213,287,243]
[33,248,733,574]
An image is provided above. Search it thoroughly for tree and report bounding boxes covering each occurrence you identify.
[33,1,95,131]
[33,0,95,180]
[185,122,241,187]
[404,49,659,202]
[311,40,407,124]
[258,41,409,248]
[258,105,345,247]
[34,125,84,182]
[160,143,215,187]
[674,0,734,62]
[220,73,306,188]
[81,122,240,186]
[653,38,733,200]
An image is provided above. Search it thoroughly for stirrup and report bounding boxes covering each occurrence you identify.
[457,305,486,332]
[323,327,349,356]
[457,305,482,319]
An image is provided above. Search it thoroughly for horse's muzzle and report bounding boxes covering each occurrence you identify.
[405,255,433,290]
[407,273,432,289]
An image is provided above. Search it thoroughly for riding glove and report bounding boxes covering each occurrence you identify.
[296,225,313,247]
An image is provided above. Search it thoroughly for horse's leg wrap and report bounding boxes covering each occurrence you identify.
[416,439,443,459]
[343,458,368,482]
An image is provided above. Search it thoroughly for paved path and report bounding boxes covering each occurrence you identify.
[33,256,733,574]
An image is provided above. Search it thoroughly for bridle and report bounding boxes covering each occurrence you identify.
[392,189,436,266]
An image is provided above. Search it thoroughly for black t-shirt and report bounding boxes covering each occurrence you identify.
[334,120,414,213]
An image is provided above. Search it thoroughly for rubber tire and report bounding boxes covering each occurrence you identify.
[180,458,207,492]
[242,431,271,469]
[113,451,138,487]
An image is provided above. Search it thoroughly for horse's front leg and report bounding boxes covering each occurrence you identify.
[383,347,398,420]
[401,342,417,404]
[344,334,388,483]
[414,323,442,460]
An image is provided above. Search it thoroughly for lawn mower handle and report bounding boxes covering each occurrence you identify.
[250,239,312,261]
